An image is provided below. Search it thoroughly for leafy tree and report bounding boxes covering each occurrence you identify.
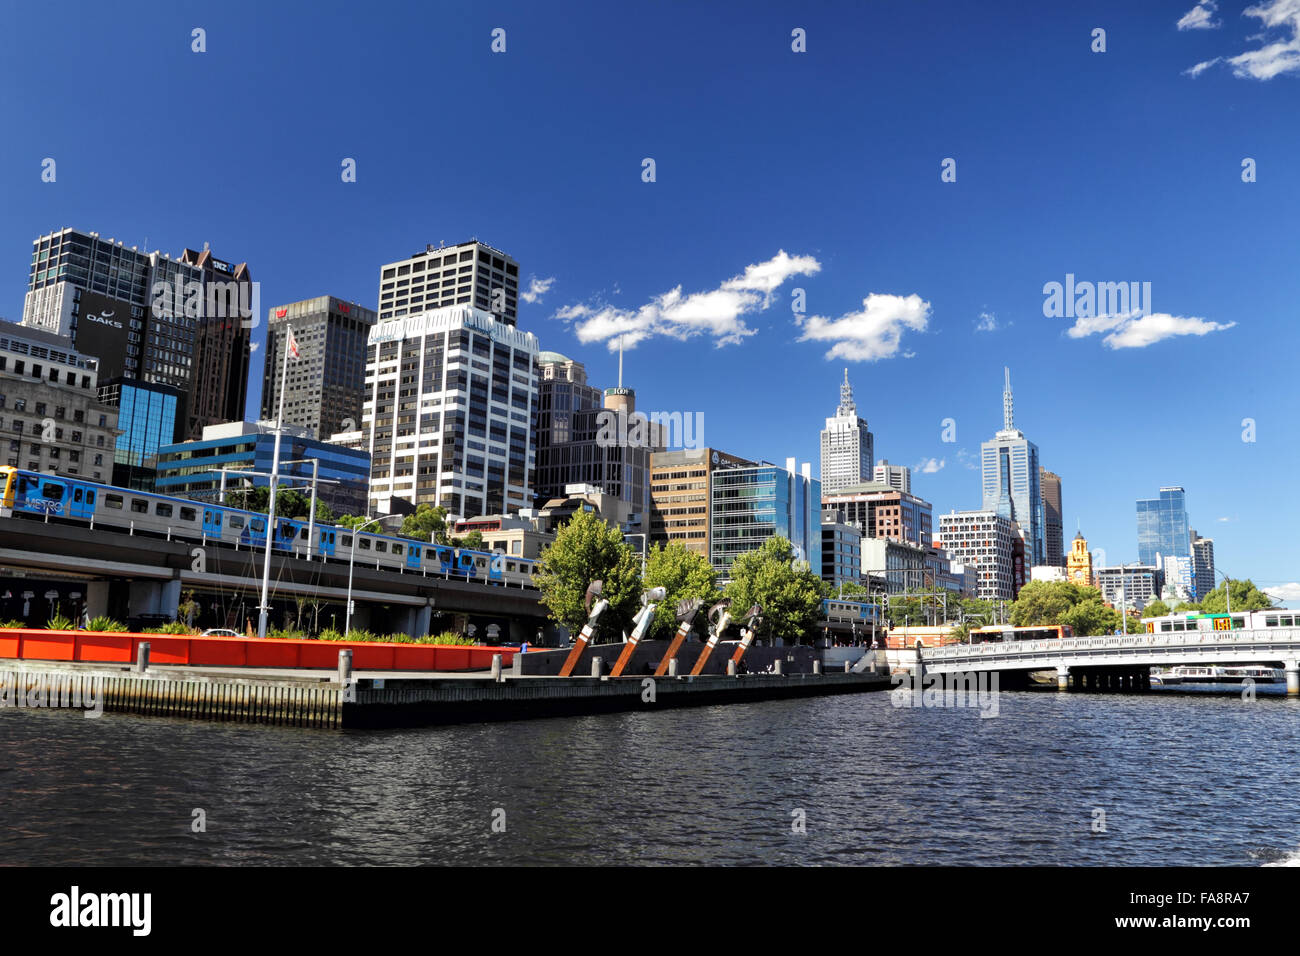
[456,530,485,550]
[1196,579,1276,614]
[1010,580,1101,626]
[1059,597,1120,637]
[398,503,449,543]
[723,536,824,645]
[642,541,722,639]
[835,580,871,599]
[334,514,370,530]
[1141,599,1171,619]
[226,485,333,522]
[1172,601,1201,614]
[533,509,643,640]
[885,588,951,627]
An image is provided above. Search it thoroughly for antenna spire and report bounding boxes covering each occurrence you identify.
[837,368,856,417]
[618,335,624,388]
[1002,366,1014,431]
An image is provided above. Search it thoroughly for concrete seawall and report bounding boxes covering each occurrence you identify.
[0,658,892,730]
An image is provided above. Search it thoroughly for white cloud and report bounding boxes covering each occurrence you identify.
[1066,310,1235,349]
[1217,516,1232,522]
[1264,582,1300,601]
[797,293,930,361]
[1178,1,1221,30]
[250,341,260,353]
[975,310,998,333]
[915,457,945,474]
[520,276,555,304]
[560,251,820,350]
[956,448,979,471]
[1183,0,1300,79]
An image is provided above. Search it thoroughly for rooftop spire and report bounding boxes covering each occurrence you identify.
[1002,366,1014,431]
[837,368,857,417]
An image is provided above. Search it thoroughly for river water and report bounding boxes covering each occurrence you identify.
[2,688,1298,866]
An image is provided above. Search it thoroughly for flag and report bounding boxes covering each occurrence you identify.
[286,327,300,360]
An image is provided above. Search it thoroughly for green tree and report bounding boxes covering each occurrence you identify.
[1172,601,1201,614]
[455,529,485,550]
[1197,579,1276,614]
[398,503,449,543]
[723,536,824,645]
[1059,596,1121,636]
[1010,580,1101,626]
[533,510,642,640]
[642,541,722,639]
[1141,599,1171,619]
[334,514,370,530]
[226,485,333,522]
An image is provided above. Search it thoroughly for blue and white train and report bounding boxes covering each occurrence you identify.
[0,466,539,588]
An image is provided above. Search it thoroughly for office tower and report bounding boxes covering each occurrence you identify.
[156,421,371,517]
[181,247,253,438]
[872,459,911,494]
[1066,531,1093,588]
[819,369,873,495]
[262,296,376,439]
[377,240,519,325]
[980,368,1044,566]
[362,305,538,518]
[649,447,756,559]
[1190,529,1215,602]
[935,510,1019,601]
[821,481,933,548]
[532,351,660,529]
[1096,565,1162,612]
[1040,467,1064,567]
[710,458,821,577]
[0,321,118,482]
[1136,486,1191,567]
[821,516,861,587]
[859,537,928,594]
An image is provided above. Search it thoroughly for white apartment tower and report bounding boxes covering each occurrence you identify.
[873,459,911,494]
[362,305,538,518]
[377,240,520,325]
[819,369,874,496]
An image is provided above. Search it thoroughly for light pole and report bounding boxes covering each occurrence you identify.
[345,515,400,636]
[1214,568,1233,620]
[625,532,649,577]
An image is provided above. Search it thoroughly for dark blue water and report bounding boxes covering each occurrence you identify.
[2,688,1298,865]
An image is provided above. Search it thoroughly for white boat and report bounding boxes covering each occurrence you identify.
[1151,665,1283,685]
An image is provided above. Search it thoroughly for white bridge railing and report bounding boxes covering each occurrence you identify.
[922,628,1300,670]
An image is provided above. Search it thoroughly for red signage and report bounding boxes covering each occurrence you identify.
[339,303,350,313]
[276,308,287,318]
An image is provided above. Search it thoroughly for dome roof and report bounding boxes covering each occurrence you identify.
[537,350,573,365]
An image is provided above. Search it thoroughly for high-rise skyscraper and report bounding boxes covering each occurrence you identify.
[362,305,538,518]
[1136,486,1191,567]
[980,368,1044,566]
[819,369,873,496]
[1190,528,1215,601]
[711,458,821,577]
[262,296,376,439]
[182,247,253,438]
[377,240,519,324]
[873,459,911,493]
[1040,467,1064,567]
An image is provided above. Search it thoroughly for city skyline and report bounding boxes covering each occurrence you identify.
[1,1,1295,600]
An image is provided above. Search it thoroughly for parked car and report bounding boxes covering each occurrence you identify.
[200,628,243,638]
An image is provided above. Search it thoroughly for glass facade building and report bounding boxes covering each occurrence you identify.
[103,379,180,489]
[980,370,1044,566]
[1136,486,1191,568]
[710,460,821,577]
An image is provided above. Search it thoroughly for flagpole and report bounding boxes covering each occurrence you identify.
[257,324,292,639]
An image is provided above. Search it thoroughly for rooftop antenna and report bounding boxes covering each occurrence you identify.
[618,334,624,388]
[837,367,856,417]
[1003,366,1014,431]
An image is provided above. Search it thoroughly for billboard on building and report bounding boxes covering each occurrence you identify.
[75,291,134,380]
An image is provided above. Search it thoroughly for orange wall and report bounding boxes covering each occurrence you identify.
[0,629,514,672]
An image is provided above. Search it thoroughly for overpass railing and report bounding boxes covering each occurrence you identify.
[924,628,1300,661]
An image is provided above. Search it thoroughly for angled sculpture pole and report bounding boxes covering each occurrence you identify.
[727,604,764,668]
[610,586,667,677]
[653,597,704,677]
[689,599,733,676]
[558,580,607,677]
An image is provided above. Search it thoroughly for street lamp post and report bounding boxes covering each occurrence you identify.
[345,515,398,637]
[625,532,649,577]
[1214,568,1233,619]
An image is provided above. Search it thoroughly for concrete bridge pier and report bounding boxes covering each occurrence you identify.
[1286,660,1300,697]
[1055,665,1070,691]
[128,574,181,623]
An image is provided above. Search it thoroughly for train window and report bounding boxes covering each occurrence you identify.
[360,538,371,551]
[1266,615,1280,627]
[1159,622,1172,632]
[251,518,266,533]
[105,494,123,509]
[341,535,352,548]
[73,488,83,503]
[41,482,64,501]
[375,541,388,553]
[1231,617,1245,628]
[506,562,516,572]
[228,515,245,530]
[155,503,173,518]
[179,507,196,522]
[299,527,309,540]
[392,543,404,556]
[1284,616,1295,627]
[130,499,148,514]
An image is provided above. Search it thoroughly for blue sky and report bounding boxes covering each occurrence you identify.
[1,0,1298,599]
